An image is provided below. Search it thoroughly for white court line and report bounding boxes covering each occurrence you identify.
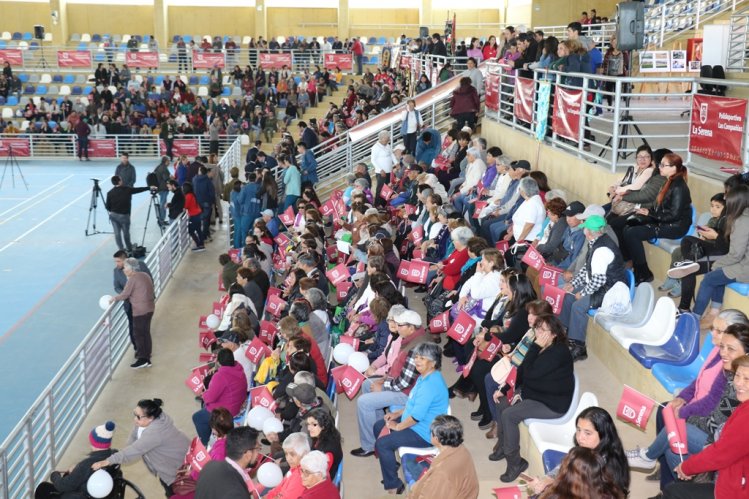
[0,189,91,252]
[0,174,74,218]
[0,186,66,226]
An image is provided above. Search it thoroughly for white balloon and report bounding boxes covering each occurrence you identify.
[98,295,112,311]
[333,343,355,365]
[262,417,284,435]
[245,406,274,430]
[347,351,370,373]
[257,462,284,488]
[206,314,220,329]
[87,469,114,498]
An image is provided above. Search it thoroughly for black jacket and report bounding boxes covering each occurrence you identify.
[195,460,251,499]
[105,185,150,215]
[517,342,575,414]
[651,176,692,234]
[168,188,185,220]
[48,449,115,498]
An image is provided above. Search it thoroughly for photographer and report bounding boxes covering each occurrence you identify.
[166,179,185,223]
[105,175,154,254]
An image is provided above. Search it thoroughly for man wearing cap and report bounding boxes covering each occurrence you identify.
[480,160,531,244]
[260,208,280,237]
[559,215,627,361]
[268,383,327,446]
[350,309,427,457]
[562,204,619,285]
[390,164,422,207]
[547,201,587,270]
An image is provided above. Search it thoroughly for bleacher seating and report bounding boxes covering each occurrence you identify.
[652,335,715,394]
[594,283,655,332]
[628,312,700,369]
[609,297,677,350]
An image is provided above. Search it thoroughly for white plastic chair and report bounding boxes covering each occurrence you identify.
[44,33,53,42]
[2,32,13,41]
[60,85,71,96]
[610,297,677,349]
[197,86,208,97]
[528,392,599,454]
[594,283,655,331]
[81,33,91,43]
[397,406,451,459]
[525,374,579,427]
[2,108,13,119]
[240,134,250,145]
[242,36,252,45]
[20,120,30,131]
[40,74,52,84]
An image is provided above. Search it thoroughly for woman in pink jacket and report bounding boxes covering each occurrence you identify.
[192,349,248,445]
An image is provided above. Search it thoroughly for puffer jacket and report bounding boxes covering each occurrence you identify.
[203,363,249,415]
[450,85,480,115]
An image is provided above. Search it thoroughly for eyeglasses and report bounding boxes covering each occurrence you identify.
[636,154,651,160]
[133,412,146,420]
[660,163,675,168]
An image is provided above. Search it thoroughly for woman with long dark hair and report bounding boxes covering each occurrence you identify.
[539,447,625,499]
[621,153,692,284]
[304,408,343,479]
[182,182,205,251]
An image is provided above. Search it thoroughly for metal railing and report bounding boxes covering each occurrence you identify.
[728,4,749,71]
[0,139,248,498]
[646,0,745,47]
[534,23,617,50]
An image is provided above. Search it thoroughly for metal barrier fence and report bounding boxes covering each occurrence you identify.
[0,139,248,499]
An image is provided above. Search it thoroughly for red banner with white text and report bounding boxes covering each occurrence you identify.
[57,50,92,68]
[0,138,31,156]
[485,73,500,112]
[399,55,411,69]
[258,53,292,70]
[323,53,353,71]
[80,139,117,158]
[689,94,747,166]
[125,51,159,68]
[552,87,583,142]
[513,77,535,124]
[0,49,23,66]
[193,51,226,69]
[160,139,199,157]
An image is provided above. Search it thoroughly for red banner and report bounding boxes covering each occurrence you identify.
[245,337,271,363]
[689,94,747,166]
[199,330,217,350]
[250,385,277,411]
[663,403,688,455]
[57,50,91,68]
[324,53,353,71]
[160,139,199,157]
[274,232,291,249]
[185,370,206,395]
[513,77,535,124]
[0,49,23,66]
[472,200,487,219]
[429,311,450,333]
[0,138,31,157]
[538,264,563,288]
[616,385,656,430]
[331,365,365,399]
[399,55,411,69]
[326,263,349,286]
[125,51,159,68]
[320,199,337,217]
[447,311,476,345]
[258,52,292,70]
[521,244,545,270]
[278,205,295,226]
[193,51,226,69]
[552,87,583,142]
[80,138,116,158]
[479,337,503,362]
[485,73,500,112]
[258,321,278,345]
[462,348,478,378]
[542,285,566,315]
[265,293,285,317]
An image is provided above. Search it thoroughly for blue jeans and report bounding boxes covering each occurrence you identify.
[373,418,431,490]
[693,268,736,315]
[200,203,212,239]
[158,190,168,223]
[283,195,299,213]
[356,387,408,452]
[559,293,592,343]
[192,408,212,445]
[646,423,708,480]
[489,220,509,246]
[453,193,470,214]
[389,193,409,207]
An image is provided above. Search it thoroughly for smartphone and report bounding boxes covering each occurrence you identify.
[519,472,534,482]
[696,225,707,231]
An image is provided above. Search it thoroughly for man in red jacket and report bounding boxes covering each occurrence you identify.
[351,38,364,75]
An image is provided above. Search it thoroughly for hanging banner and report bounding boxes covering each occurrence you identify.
[82,139,117,158]
[193,51,226,69]
[552,87,583,142]
[57,50,92,68]
[0,138,31,156]
[323,53,353,71]
[399,55,411,69]
[689,94,747,167]
[0,49,23,66]
[125,51,159,68]
[258,52,292,70]
[485,72,500,112]
[513,77,535,124]
[535,81,552,141]
[160,139,199,157]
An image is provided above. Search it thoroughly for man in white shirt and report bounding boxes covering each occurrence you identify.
[370,129,397,207]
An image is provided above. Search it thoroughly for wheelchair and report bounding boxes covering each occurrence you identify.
[35,464,145,499]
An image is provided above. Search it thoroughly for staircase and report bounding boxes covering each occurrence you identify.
[728,5,749,70]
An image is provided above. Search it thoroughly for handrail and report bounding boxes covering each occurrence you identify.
[0,136,242,499]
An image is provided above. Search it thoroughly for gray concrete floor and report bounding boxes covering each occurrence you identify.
[55,220,661,499]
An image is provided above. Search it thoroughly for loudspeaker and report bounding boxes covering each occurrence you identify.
[33,25,44,40]
[419,26,429,39]
[616,1,644,51]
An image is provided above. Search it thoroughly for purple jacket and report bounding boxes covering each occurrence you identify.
[677,353,727,420]
[203,363,248,415]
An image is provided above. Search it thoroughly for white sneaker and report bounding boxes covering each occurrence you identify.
[667,261,700,279]
[626,447,657,471]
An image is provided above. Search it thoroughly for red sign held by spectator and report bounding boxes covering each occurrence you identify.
[265,293,285,316]
[250,385,277,411]
[199,330,217,350]
[552,87,583,142]
[429,311,450,333]
[495,240,509,254]
[326,263,350,286]
[616,385,656,430]
[336,281,353,302]
[542,284,566,315]
[447,311,476,345]
[479,337,503,362]
[521,245,545,270]
[408,225,424,245]
[245,337,271,363]
[380,183,394,201]
[279,206,295,226]
[331,365,365,399]
[187,438,212,472]
[689,94,747,166]
[339,335,360,350]
[538,264,563,287]
[258,321,278,345]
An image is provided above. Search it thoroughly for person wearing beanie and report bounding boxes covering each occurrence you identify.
[34,422,117,498]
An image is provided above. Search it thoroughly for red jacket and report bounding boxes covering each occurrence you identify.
[681,401,749,496]
[184,193,202,217]
[299,478,340,498]
[301,329,328,385]
[450,85,480,115]
[441,248,469,291]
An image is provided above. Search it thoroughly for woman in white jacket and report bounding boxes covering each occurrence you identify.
[456,248,504,323]
[218,284,256,331]
[454,147,487,214]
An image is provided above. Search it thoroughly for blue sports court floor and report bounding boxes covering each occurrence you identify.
[0,158,165,441]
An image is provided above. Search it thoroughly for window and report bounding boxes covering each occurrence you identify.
[349,0,418,7]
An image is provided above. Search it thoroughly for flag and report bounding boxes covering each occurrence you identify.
[279,205,295,226]
[521,245,545,270]
[408,225,424,245]
[273,232,291,248]
[462,349,478,378]
[447,311,476,345]
[218,272,226,291]
[331,365,365,399]
[250,385,277,411]
[495,240,509,253]
[663,403,688,456]
[212,301,222,317]
[198,352,217,363]
[185,371,206,394]
[479,337,503,362]
[538,264,563,287]
[339,334,360,350]
[326,263,350,286]
[542,284,566,315]
[245,337,271,363]
[326,244,338,263]
[186,437,212,472]
[198,315,208,328]
[199,330,217,350]
[616,385,657,430]
[380,183,394,200]
[397,260,411,281]
[320,199,337,217]
[493,486,522,499]
[258,321,278,345]
[429,311,450,333]
[265,293,285,316]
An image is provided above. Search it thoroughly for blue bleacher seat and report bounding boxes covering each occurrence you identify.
[0,96,5,105]
[333,462,343,487]
[48,121,57,128]
[63,74,75,84]
[168,54,177,63]
[0,41,6,49]
[92,34,102,42]
[52,75,63,83]
[378,36,387,45]
[71,86,82,95]
[189,75,199,85]
[23,85,35,95]
[143,35,151,43]
[7,96,18,106]
[629,313,700,369]
[542,450,567,473]
[368,37,376,45]
[22,32,32,41]
[183,35,193,43]
[56,97,64,105]
[77,42,88,51]
[36,85,47,95]
[222,86,231,96]
[172,35,180,43]
[728,282,749,296]
[83,85,92,94]
[12,32,22,41]
[199,75,210,85]
[653,334,714,394]
[18,74,29,83]
[94,53,105,62]
[29,42,39,50]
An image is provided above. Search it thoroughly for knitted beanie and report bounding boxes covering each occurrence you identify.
[89,421,115,449]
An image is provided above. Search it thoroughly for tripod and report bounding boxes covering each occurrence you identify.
[36,39,50,69]
[140,190,165,246]
[0,146,29,190]
[599,92,649,161]
[85,178,111,236]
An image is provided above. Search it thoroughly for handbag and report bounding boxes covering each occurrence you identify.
[171,464,197,495]
[610,198,637,216]
[490,356,515,384]
[625,214,657,227]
